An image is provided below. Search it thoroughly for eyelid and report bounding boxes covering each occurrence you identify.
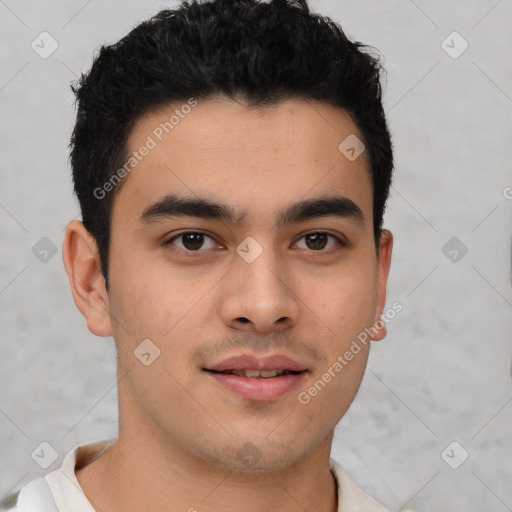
[163,230,220,249]
[163,229,348,253]
[293,231,347,250]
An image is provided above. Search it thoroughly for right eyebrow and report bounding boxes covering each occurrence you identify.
[139,194,245,225]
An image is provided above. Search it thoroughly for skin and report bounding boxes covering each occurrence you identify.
[63,96,393,512]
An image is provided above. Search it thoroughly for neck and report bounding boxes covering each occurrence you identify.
[75,432,338,512]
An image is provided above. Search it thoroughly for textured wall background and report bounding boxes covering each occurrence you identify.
[1,1,511,511]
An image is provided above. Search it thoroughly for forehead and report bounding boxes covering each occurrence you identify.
[113,96,373,225]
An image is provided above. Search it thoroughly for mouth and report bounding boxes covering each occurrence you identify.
[202,354,309,401]
[204,368,304,378]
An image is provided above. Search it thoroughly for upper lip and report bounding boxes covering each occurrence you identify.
[204,354,308,372]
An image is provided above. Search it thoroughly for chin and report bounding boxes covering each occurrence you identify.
[199,437,310,474]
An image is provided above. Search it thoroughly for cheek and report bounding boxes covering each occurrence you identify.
[296,342,370,433]
[106,258,212,378]
[310,267,377,333]
[108,252,187,334]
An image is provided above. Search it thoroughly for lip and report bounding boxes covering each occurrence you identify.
[203,353,309,401]
[205,354,308,373]
[205,371,307,401]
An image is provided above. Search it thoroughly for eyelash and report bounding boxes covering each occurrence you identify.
[163,230,346,255]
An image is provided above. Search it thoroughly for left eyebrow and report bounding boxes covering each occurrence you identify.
[139,193,365,228]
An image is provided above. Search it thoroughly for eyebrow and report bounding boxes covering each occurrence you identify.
[139,193,364,229]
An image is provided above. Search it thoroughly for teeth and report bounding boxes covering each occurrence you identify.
[230,369,289,378]
[246,370,268,378]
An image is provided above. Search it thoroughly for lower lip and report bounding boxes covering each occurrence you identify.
[204,371,307,401]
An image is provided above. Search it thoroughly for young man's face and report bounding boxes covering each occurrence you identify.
[70,96,392,473]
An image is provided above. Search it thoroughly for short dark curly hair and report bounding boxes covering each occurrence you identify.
[70,0,393,286]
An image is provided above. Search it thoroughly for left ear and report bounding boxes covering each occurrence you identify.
[370,229,393,341]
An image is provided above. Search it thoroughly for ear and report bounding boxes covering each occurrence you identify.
[62,220,113,337]
[370,229,393,341]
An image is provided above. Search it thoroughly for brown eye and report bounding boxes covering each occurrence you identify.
[165,232,217,252]
[295,232,342,251]
[305,233,328,250]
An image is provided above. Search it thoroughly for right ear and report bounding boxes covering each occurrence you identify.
[62,220,113,337]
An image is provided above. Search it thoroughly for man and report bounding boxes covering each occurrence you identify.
[3,0,397,510]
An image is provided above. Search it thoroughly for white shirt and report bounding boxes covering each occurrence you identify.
[3,439,391,512]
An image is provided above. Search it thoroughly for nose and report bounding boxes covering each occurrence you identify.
[218,246,299,334]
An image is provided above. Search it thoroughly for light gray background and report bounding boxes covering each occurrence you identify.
[1,1,511,511]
